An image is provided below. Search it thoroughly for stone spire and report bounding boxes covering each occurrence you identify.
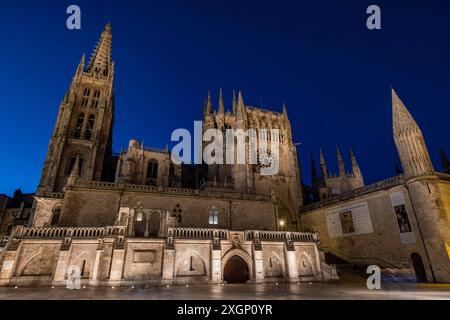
[336,145,346,177]
[350,147,364,183]
[232,90,237,114]
[87,22,113,78]
[439,145,450,174]
[218,88,224,114]
[310,152,318,185]
[392,89,434,178]
[204,90,212,114]
[282,103,292,132]
[236,91,247,123]
[319,148,328,178]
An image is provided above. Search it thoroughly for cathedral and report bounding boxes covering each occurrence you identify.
[0,23,449,287]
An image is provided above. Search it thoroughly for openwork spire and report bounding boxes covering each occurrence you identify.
[218,88,224,114]
[336,145,346,176]
[392,88,419,133]
[392,88,434,177]
[87,22,113,78]
[319,148,328,178]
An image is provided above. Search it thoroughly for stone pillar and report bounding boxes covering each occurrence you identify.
[89,246,103,286]
[211,249,222,283]
[313,244,323,281]
[109,239,125,285]
[0,247,20,286]
[253,250,264,283]
[285,249,299,282]
[162,249,175,283]
[53,241,72,284]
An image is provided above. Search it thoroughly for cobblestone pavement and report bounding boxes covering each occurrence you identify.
[0,283,449,300]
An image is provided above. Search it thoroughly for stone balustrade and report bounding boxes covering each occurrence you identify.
[71,180,272,202]
[35,191,65,199]
[245,230,319,242]
[436,172,450,181]
[168,228,229,240]
[14,226,126,239]
[300,175,405,213]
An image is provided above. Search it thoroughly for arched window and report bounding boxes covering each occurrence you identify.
[51,205,61,226]
[81,88,91,107]
[146,159,158,185]
[73,113,85,139]
[91,90,101,108]
[84,115,95,140]
[66,155,84,176]
[209,206,218,225]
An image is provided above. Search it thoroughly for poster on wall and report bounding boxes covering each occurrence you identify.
[326,203,373,239]
[390,192,416,244]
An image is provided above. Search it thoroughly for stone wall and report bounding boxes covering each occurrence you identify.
[35,182,278,232]
[0,228,324,287]
[300,176,450,283]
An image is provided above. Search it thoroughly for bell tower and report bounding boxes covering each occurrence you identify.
[37,23,115,193]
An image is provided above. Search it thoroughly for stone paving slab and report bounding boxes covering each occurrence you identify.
[0,283,449,300]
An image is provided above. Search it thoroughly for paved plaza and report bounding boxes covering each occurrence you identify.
[0,283,449,300]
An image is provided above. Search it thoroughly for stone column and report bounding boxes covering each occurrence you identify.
[253,250,264,283]
[109,239,125,285]
[313,244,323,281]
[285,249,299,282]
[89,246,103,286]
[211,248,222,283]
[162,249,175,283]
[0,247,20,286]
[53,240,72,285]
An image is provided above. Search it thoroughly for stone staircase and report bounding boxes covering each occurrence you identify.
[324,252,418,284]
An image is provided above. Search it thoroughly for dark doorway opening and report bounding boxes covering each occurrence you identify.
[224,255,249,284]
[411,253,427,283]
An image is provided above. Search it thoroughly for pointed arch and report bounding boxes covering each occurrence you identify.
[221,248,254,280]
[73,113,85,138]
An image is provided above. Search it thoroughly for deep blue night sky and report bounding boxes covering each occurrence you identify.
[1,0,449,195]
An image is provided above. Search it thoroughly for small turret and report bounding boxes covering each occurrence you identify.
[336,145,346,177]
[218,87,224,114]
[439,145,450,174]
[350,147,364,184]
[319,148,328,178]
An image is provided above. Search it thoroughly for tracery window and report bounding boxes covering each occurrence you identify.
[51,205,61,226]
[81,88,91,107]
[66,155,84,176]
[145,159,158,185]
[209,206,218,225]
[84,115,95,140]
[73,113,85,139]
[172,204,183,223]
[92,90,101,108]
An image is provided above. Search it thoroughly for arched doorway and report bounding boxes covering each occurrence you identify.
[223,255,249,284]
[411,253,427,283]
